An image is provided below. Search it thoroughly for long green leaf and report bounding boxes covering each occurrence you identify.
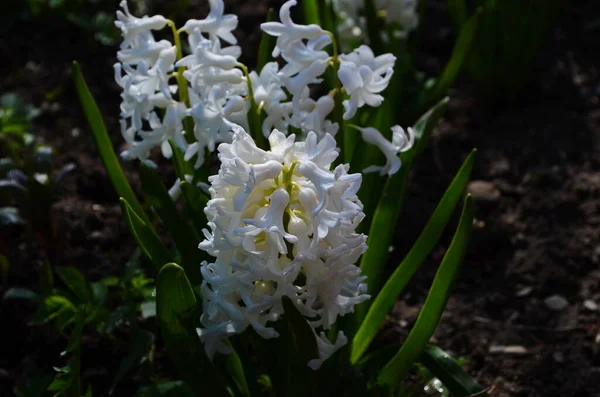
[167,140,194,181]
[180,180,209,234]
[302,0,321,26]
[282,296,319,365]
[229,337,262,397]
[156,263,227,396]
[319,0,338,42]
[353,104,395,233]
[215,346,250,397]
[378,195,474,387]
[409,98,449,161]
[257,8,276,72]
[351,149,475,363]
[266,296,319,397]
[356,98,449,311]
[120,198,172,272]
[72,61,147,223]
[110,330,154,395]
[424,9,481,105]
[420,345,489,397]
[138,165,203,285]
[364,0,382,54]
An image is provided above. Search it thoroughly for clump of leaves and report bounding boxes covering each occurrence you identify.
[7,250,159,396]
[448,0,561,103]
[0,93,75,265]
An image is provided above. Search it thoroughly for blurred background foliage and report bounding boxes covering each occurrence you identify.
[448,0,562,104]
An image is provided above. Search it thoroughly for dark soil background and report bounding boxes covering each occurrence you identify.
[2,0,600,396]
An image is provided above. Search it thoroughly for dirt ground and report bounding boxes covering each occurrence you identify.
[1,0,600,396]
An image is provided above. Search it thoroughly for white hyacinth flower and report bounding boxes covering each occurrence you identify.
[121,102,187,167]
[198,127,369,363]
[376,0,419,33]
[115,0,167,48]
[338,45,396,119]
[181,0,239,45]
[308,331,348,370]
[261,0,327,57]
[358,125,415,176]
[249,62,292,137]
[291,95,339,138]
[332,0,419,47]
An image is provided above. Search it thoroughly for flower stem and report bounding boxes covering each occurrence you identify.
[168,20,195,144]
[237,62,267,150]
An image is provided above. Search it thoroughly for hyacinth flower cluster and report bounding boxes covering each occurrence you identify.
[113,0,415,368]
[333,0,419,48]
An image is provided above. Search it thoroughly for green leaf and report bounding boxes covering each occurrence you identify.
[120,198,173,272]
[447,0,468,27]
[14,369,54,397]
[138,165,203,284]
[167,140,194,181]
[91,282,108,307]
[156,263,227,397]
[364,0,383,54]
[229,336,263,397]
[66,309,85,353]
[302,0,321,25]
[424,10,481,106]
[264,296,320,397]
[55,267,92,304]
[3,287,37,301]
[420,345,488,397]
[110,330,154,395]
[72,62,148,224]
[136,381,196,397]
[409,98,450,162]
[352,102,395,232]
[351,149,475,362]
[319,0,339,42]
[378,195,474,387]
[215,345,250,397]
[29,295,76,327]
[257,8,276,72]
[281,296,319,365]
[48,309,85,397]
[354,98,450,326]
[180,180,208,234]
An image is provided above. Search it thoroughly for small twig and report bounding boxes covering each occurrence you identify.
[468,387,493,397]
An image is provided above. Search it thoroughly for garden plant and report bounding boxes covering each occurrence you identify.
[68,0,485,395]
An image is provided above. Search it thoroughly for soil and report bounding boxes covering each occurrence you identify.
[2,0,600,396]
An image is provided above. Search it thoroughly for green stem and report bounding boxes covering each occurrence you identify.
[237,62,267,150]
[168,21,195,144]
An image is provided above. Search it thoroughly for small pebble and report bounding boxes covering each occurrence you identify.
[583,300,598,311]
[467,180,501,203]
[516,286,533,297]
[545,295,569,311]
[489,345,528,355]
[553,351,565,363]
[89,231,104,240]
